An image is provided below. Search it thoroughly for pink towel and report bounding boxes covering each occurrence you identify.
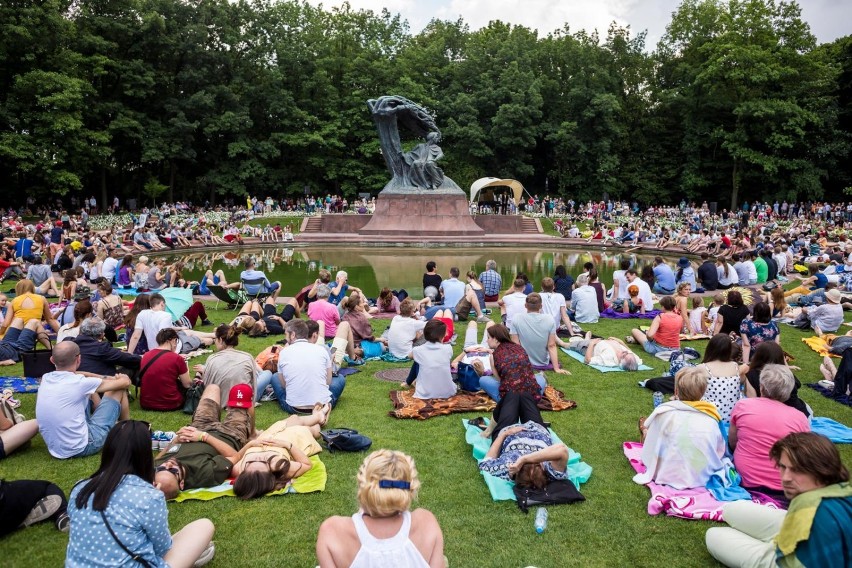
[623,442,782,521]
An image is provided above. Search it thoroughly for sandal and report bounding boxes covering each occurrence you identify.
[467,417,487,431]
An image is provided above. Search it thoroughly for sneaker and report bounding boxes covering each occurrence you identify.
[20,495,62,528]
[194,542,216,567]
[201,319,213,326]
[818,379,835,390]
[55,512,70,533]
[260,385,277,402]
[475,315,491,324]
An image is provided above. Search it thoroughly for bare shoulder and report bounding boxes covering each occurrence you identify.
[318,515,354,535]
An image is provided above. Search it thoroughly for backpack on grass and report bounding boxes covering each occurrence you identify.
[513,479,585,512]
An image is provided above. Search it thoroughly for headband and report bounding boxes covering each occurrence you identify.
[378,479,411,490]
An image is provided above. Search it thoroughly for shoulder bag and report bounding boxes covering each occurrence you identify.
[100,510,153,568]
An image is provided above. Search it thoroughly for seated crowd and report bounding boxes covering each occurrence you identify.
[1,210,851,567]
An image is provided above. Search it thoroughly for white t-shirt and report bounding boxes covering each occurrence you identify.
[589,341,620,367]
[412,342,455,399]
[613,270,630,300]
[502,292,528,333]
[278,340,333,407]
[744,260,758,282]
[631,278,654,312]
[36,371,102,458]
[135,309,174,351]
[539,292,567,328]
[387,316,427,359]
[101,257,119,282]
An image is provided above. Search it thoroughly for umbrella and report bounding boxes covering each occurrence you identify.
[157,287,194,321]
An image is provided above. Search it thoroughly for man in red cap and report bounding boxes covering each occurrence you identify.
[153,383,256,498]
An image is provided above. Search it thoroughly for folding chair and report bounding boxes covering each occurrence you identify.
[208,284,245,310]
[240,277,272,303]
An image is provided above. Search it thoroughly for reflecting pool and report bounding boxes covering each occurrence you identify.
[175,247,657,298]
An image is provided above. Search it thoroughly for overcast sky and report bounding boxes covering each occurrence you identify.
[305,0,849,48]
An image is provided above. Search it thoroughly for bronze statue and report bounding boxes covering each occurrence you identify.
[367,95,462,193]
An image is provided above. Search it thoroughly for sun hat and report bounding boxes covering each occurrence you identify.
[678,257,690,267]
[226,384,253,408]
[826,289,842,304]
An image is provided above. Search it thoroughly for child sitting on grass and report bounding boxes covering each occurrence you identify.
[404,319,456,400]
[707,293,725,330]
[688,295,708,335]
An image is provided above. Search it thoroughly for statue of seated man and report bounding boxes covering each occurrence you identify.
[402,132,445,189]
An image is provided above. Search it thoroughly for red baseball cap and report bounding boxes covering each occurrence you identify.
[227,384,253,408]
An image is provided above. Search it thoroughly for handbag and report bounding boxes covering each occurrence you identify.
[455,362,481,392]
[320,428,372,452]
[1,390,26,425]
[21,345,54,379]
[182,380,204,415]
[454,297,472,321]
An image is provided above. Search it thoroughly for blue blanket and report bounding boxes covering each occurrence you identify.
[463,419,593,501]
[811,417,852,443]
[0,377,40,393]
[806,383,852,407]
[560,347,653,372]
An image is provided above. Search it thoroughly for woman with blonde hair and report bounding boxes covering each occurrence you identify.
[316,450,445,568]
[2,280,58,346]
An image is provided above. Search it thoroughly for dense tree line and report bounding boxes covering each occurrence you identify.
[0,0,849,209]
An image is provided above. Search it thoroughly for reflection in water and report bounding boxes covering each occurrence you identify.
[174,247,655,298]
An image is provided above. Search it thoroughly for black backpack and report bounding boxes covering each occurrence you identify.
[320,428,372,452]
[513,479,585,512]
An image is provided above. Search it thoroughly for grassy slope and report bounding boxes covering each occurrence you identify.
[1,305,851,568]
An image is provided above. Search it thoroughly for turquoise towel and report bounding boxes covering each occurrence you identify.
[561,347,653,372]
[811,416,852,443]
[463,419,593,501]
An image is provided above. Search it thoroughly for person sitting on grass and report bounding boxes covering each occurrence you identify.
[195,324,258,408]
[635,367,728,489]
[70,317,141,380]
[565,333,641,371]
[67,420,216,568]
[230,409,329,500]
[386,298,427,360]
[480,324,547,403]
[139,328,192,412]
[0,317,49,366]
[706,432,852,568]
[628,295,681,354]
[791,288,844,334]
[2,279,59,344]
[478,391,569,488]
[511,292,570,374]
[0,409,39,462]
[341,290,387,351]
[36,341,131,459]
[400,319,456,400]
[316,449,445,568]
[153,384,256,499]
[729,364,810,505]
[613,284,646,315]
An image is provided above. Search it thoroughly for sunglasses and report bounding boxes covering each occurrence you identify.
[155,465,183,481]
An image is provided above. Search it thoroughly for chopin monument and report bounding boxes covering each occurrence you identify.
[358,95,485,237]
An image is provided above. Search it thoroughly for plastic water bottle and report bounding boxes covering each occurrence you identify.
[534,507,548,534]
[653,392,664,407]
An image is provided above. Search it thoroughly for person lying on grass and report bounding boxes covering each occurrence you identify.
[565,332,641,370]
[230,407,329,500]
[478,392,569,489]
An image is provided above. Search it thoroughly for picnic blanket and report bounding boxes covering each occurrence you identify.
[624,442,783,521]
[561,347,653,372]
[172,455,326,502]
[801,335,840,358]
[464,419,592,501]
[0,377,40,393]
[600,308,660,319]
[806,383,852,407]
[811,417,852,443]
[389,386,576,420]
[679,334,711,341]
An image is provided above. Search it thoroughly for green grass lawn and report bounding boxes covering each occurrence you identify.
[1,304,851,567]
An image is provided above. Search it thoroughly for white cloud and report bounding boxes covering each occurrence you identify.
[304,0,848,46]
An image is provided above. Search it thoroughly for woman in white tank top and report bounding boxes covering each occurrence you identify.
[316,450,445,568]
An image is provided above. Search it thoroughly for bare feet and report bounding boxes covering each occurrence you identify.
[480,420,497,438]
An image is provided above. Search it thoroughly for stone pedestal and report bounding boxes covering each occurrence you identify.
[359,191,484,237]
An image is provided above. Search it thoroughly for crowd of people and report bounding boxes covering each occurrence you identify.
[1,197,852,567]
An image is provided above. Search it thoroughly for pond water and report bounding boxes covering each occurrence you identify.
[175,246,657,299]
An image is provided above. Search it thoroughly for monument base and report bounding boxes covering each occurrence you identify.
[359,192,484,237]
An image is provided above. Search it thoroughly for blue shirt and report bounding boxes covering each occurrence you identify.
[67,475,172,567]
[653,264,676,291]
[240,269,273,294]
[13,238,32,258]
[478,269,503,297]
[440,278,466,308]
